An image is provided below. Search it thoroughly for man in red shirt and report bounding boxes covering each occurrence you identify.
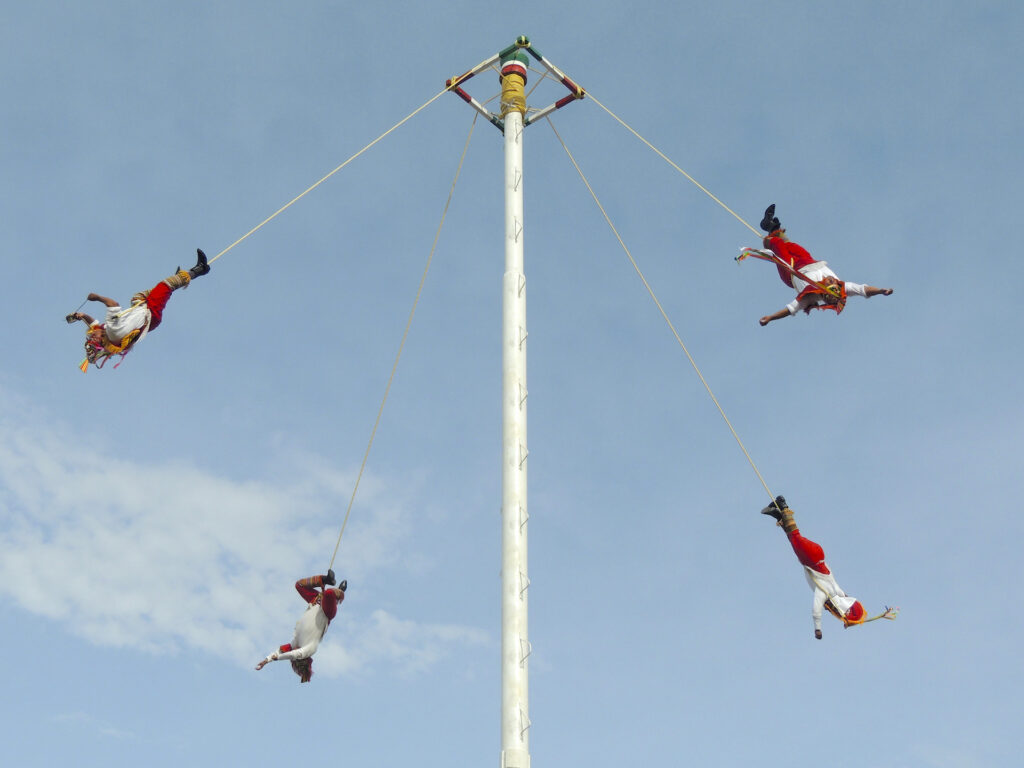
[755,205,892,325]
[761,496,898,638]
[66,249,211,369]
[256,571,347,683]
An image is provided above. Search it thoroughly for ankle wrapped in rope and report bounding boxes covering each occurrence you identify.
[162,269,192,291]
[779,509,798,533]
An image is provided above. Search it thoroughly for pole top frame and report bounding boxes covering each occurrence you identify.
[445,36,586,133]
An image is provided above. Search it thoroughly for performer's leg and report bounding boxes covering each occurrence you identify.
[762,497,829,571]
[135,272,187,331]
[786,529,828,572]
[295,575,326,604]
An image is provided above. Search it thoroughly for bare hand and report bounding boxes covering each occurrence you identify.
[759,316,771,326]
[814,629,822,640]
[255,659,268,670]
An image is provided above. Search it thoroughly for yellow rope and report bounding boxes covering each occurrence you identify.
[327,113,478,571]
[586,92,764,240]
[500,72,527,117]
[546,117,776,504]
[209,86,455,265]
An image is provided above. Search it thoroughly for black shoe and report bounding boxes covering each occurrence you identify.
[338,579,347,592]
[757,495,786,520]
[774,495,787,510]
[188,248,210,279]
[760,204,781,233]
[323,569,336,586]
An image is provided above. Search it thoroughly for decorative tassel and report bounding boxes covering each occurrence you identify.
[863,605,900,624]
[880,605,900,620]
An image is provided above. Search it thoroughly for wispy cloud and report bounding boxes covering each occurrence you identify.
[0,390,486,675]
[316,609,489,677]
[51,711,134,742]
[912,743,985,768]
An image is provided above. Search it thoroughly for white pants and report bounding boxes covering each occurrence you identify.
[786,262,867,315]
[102,304,150,343]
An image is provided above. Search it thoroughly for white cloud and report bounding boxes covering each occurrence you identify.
[51,710,135,742]
[316,609,489,677]
[0,391,487,676]
[912,743,985,768]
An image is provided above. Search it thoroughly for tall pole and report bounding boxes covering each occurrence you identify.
[499,50,531,768]
[448,39,584,767]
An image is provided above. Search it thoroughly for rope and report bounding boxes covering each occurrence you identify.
[586,92,764,240]
[209,85,456,265]
[546,117,777,504]
[523,66,551,110]
[327,113,478,571]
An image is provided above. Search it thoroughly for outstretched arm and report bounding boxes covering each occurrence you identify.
[273,641,318,662]
[255,639,318,669]
[812,588,826,638]
[67,312,97,325]
[87,293,119,308]
[759,307,790,326]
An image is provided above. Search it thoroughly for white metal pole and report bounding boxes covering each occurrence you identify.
[499,52,531,768]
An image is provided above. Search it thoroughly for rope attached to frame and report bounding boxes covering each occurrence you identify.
[210,86,457,265]
[327,114,479,571]
[546,116,777,504]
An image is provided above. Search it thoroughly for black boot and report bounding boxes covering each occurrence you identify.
[760,494,787,521]
[760,203,781,233]
[188,248,210,279]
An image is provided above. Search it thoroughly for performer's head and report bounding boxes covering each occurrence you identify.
[841,600,867,627]
[825,598,867,627]
[83,325,107,365]
[291,657,313,683]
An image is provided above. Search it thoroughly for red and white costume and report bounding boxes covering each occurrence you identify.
[763,235,869,315]
[92,280,175,343]
[786,526,866,631]
[260,576,344,670]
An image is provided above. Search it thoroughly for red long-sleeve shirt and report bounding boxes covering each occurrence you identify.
[764,235,817,288]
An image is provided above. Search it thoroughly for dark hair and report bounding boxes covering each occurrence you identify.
[291,657,313,683]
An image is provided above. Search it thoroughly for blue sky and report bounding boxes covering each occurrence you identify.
[2,2,1021,766]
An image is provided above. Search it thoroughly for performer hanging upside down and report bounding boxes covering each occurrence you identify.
[256,571,347,683]
[742,204,892,325]
[761,495,897,639]
[66,248,210,370]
